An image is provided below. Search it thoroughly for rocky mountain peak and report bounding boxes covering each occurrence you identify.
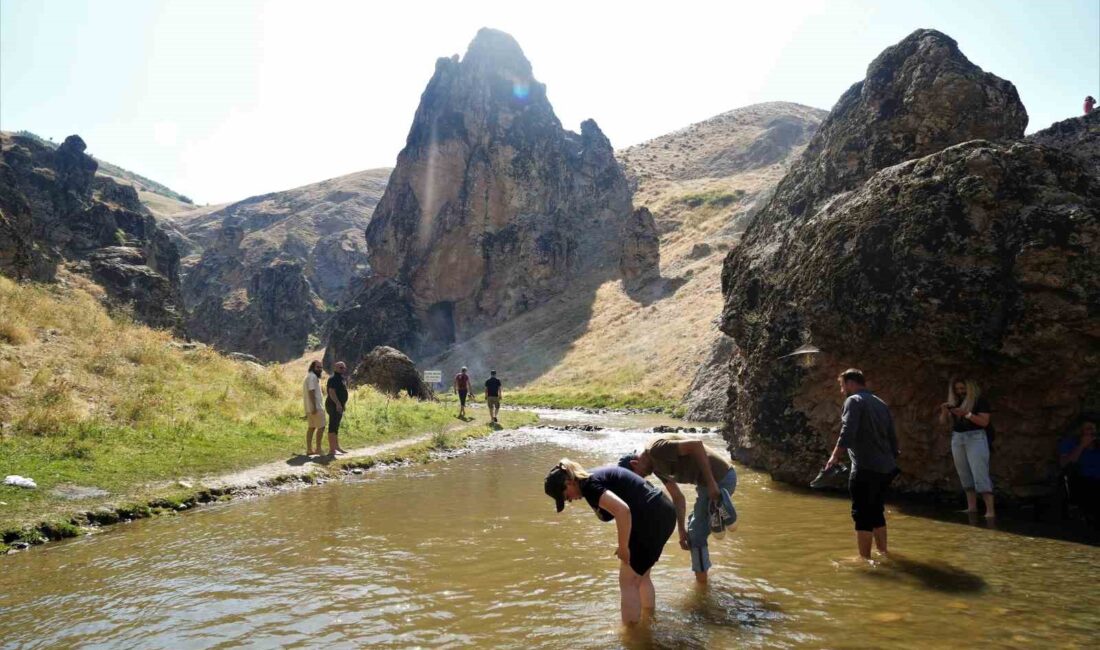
[325,29,652,366]
[759,28,1027,229]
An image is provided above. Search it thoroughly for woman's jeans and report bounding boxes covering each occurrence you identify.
[686,468,737,573]
[951,429,992,494]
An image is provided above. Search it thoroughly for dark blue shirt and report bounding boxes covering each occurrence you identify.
[1059,437,1100,479]
[838,389,899,474]
[581,466,665,521]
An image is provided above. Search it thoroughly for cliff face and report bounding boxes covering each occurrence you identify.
[178,169,389,361]
[718,29,1099,494]
[325,28,652,366]
[0,133,183,329]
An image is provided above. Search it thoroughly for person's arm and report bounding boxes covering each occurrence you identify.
[598,490,632,565]
[827,397,860,469]
[1061,433,1095,467]
[307,378,319,413]
[664,480,689,549]
[675,439,720,500]
[328,386,343,412]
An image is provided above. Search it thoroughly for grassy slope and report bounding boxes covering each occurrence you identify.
[0,275,527,535]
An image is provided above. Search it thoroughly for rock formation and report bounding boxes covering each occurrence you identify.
[1029,110,1100,177]
[619,207,660,288]
[325,28,652,366]
[681,334,735,421]
[0,133,183,329]
[178,169,389,361]
[718,29,1099,495]
[350,346,435,400]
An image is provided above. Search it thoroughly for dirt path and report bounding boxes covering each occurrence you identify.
[202,417,474,491]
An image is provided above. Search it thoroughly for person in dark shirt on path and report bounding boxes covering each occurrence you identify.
[454,367,471,419]
[939,378,995,518]
[484,371,502,423]
[825,369,899,559]
[325,361,349,456]
[1059,418,1099,524]
[544,459,676,625]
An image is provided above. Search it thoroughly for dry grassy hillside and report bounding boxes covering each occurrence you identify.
[419,103,827,406]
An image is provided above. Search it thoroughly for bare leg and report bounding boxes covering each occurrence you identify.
[639,570,656,611]
[856,530,873,559]
[872,526,888,555]
[964,490,978,513]
[981,492,996,518]
[312,429,324,455]
[327,431,338,455]
[694,570,708,584]
[306,428,315,454]
[618,562,642,625]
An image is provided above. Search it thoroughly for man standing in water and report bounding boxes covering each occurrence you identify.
[303,360,326,456]
[484,370,502,423]
[619,435,737,584]
[824,368,899,559]
[454,366,471,419]
[325,361,349,456]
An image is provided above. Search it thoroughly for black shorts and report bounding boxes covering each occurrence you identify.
[849,468,896,532]
[326,402,343,434]
[627,494,677,576]
[458,390,468,406]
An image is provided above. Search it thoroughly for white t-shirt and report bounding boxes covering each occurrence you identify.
[303,373,323,413]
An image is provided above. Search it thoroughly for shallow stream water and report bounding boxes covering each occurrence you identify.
[1,408,1097,648]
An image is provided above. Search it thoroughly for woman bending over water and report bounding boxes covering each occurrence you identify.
[544,459,677,624]
[940,378,995,518]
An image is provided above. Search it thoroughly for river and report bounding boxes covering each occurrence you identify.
[1,408,1096,649]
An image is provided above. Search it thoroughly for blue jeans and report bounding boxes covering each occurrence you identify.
[951,430,992,493]
[686,468,737,573]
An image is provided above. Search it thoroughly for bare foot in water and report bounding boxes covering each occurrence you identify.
[984,512,996,519]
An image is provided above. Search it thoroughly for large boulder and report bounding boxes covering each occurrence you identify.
[619,207,660,288]
[0,132,183,329]
[681,334,736,422]
[1029,110,1100,177]
[718,29,1098,495]
[350,346,435,400]
[325,28,654,362]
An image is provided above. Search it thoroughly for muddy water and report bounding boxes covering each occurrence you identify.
[1,408,1097,649]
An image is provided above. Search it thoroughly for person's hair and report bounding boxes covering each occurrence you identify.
[490,370,497,376]
[307,360,320,371]
[461,366,467,372]
[558,458,590,481]
[941,378,981,424]
[837,368,865,385]
[1088,96,1096,101]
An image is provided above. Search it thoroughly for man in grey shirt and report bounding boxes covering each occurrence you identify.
[825,368,899,559]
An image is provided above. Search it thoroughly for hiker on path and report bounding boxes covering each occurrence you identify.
[544,459,676,625]
[1085,96,1096,115]
[825,368,900,559]
[325,361,349,456]
[939,378,995,518]
[485,370,502,423]
[303,360,326,456]
[619,435,736,584]
[454,367,472,419]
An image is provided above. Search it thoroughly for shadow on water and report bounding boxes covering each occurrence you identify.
[619,586,783,650]
[766,480,1100,547]
[860,553,986,594]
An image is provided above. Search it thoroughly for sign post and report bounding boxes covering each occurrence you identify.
[423,370,443,387]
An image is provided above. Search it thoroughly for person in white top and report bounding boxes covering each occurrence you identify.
[303,360,326,455]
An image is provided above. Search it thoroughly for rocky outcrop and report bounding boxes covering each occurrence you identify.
[178,169,389,361]
[718,29,1099,495]
[325,28,652,364]
[350,346,435,400]
[1029,110,1100,177]
[620,207,660,288]
[0,133,183,329]
[682,334,735,422]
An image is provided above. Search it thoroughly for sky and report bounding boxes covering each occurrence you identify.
[2,0,1098,204]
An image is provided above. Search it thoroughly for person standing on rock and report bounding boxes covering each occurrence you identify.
[825,369,900,560]
[485,370,502,423]
[1085,96,1096,115]
[544,459,677,625]
[454,367,472,419]
[939,378,995,518]
[325,361,349,456]
[619,434,737,584]
[303,360,326,456]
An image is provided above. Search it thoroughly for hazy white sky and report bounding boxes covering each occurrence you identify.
[2,0,1098,204]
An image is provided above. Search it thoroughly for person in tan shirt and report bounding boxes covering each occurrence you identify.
[620,434,737,583]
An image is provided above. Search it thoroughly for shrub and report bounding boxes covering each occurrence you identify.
[677,189,746,209]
